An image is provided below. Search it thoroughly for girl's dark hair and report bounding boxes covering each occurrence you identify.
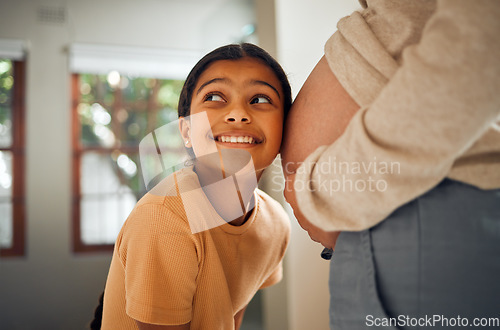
[89,290,104,329]
[178,43,292,119]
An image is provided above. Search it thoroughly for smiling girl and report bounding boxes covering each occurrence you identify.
[100,44,292,330]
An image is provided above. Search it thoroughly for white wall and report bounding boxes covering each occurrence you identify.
[0,0,256,328]
[274,1,360,329]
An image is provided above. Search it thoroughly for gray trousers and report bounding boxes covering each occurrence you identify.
[329,179,500,329]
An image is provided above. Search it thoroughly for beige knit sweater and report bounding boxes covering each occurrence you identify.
[296,0,500,231]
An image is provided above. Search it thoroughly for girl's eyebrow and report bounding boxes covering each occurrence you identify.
[253,80,281,99]
[196,78,226,96]
[196,78,281,99]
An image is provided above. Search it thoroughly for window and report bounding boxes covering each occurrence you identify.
[69,43,199,253]
[0,58,26,257]
[72,71,184,252]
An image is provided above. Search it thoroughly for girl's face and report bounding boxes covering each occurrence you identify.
[180,57,285,177]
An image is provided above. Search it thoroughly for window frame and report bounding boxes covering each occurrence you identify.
[0,60,26,257]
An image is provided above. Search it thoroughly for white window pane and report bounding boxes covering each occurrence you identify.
[0,115,12,148]
[80,191,136,245]
[81,152,121,194]
[80,198,100,244]
[0,202,13,248]
[0,59,13,148]
[0,151,12,197]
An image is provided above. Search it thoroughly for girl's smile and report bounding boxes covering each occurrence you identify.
[213,131,263,145]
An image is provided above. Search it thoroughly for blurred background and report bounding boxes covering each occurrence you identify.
[0,0,359,329]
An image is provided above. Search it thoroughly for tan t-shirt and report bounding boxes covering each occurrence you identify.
[102,167,290,329]
[296,0,500,231]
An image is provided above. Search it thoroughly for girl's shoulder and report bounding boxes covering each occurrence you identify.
[123,167,200,228]
[135,166,198,209]
[137,167,191,205]
[123,168,198,233]
[123,195,189,236]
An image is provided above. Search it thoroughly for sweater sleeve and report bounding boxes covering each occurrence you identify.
[295,0,500,231]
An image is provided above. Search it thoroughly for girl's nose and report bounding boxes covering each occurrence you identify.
[224,108,251,123]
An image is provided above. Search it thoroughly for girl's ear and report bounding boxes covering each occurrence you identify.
[178,116,192,148]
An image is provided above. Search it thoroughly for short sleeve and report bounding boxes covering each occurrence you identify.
[118,203,199,325]
[259,261,283,289]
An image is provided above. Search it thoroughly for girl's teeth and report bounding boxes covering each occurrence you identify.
[218,136,257,144]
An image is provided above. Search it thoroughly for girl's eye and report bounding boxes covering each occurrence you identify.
[204,94,224,102]
[250,96,271,104]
